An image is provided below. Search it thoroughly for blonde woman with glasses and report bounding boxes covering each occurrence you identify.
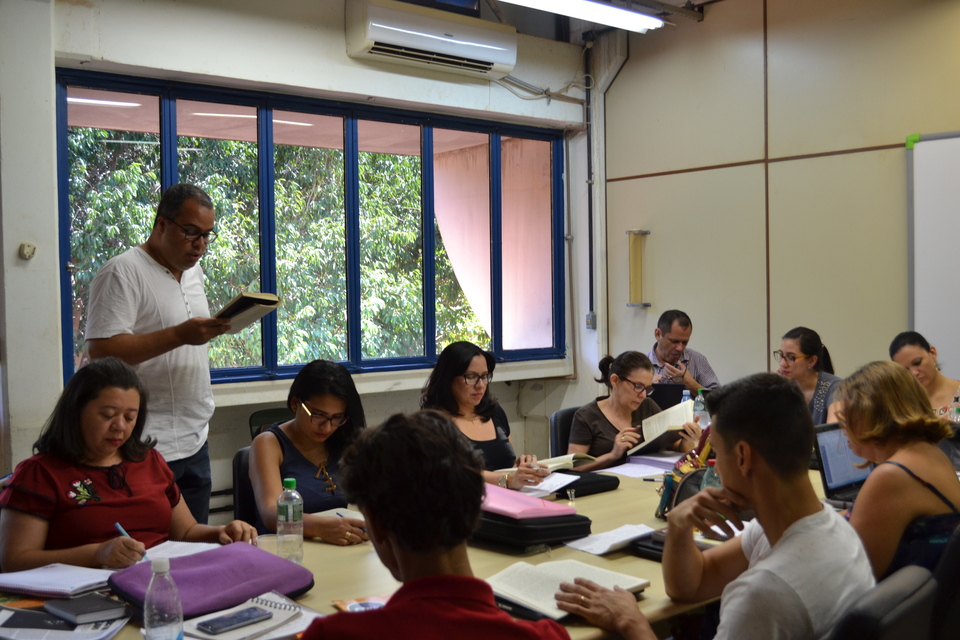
[421,341,547,490]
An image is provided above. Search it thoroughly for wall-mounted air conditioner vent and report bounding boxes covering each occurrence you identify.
[346,0,518,80]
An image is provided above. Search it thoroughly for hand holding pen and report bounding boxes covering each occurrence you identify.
[92,522,146,568]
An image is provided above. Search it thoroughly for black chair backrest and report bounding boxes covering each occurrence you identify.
[232,446,258,526]
[549,406,581,457]
[931,525,960,640]
[248,407,295,440]
[826,565,936,640]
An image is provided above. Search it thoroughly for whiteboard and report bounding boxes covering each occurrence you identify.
[910,132,960,379]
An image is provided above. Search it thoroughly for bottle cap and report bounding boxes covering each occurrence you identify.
[151,557,170,573]
[283,478,296,490]
[707,459,716,467]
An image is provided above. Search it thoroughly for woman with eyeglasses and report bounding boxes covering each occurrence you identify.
[0,358,255,572]
[248,359,369,545]
[567,351,702,472]
[421,341,548,490]
[775,326,841,424]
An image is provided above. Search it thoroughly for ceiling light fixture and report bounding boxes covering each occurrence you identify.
[67,97,141,107]
[495,0,663,33]
[192,113,312,127]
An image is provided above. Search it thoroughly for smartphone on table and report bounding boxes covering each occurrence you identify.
[196,607,273,635]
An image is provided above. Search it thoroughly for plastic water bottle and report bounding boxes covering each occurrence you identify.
[681,389,691,404]
[702,459,722,489]
[694,388,711,429]
[144,558,183,640]
[277,477,303,564]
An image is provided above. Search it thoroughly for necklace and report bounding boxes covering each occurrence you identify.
[315,460,338,494]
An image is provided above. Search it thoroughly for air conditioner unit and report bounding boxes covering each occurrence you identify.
[345,0,518,80]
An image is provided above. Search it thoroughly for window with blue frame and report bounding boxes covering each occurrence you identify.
[58,70,565,382]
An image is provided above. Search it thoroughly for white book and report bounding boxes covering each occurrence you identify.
[486,559,650,620]
[214,292,280,334]
[628,400,694,456]
[0,564,113,598]
[564,524,656,555]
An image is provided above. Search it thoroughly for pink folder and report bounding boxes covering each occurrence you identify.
[481,484,577,519]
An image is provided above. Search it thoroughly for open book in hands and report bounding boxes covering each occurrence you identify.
[214,292,280,334]
[494,453,596,475]
[628,400,694,456]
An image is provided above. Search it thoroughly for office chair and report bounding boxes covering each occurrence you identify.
[549,406,581,457]
[931,525,960,640]
[825,565,936,640]
[248,407,295,440]
[232,446,258,526]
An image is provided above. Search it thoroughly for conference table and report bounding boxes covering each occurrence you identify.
[294,471,705,640]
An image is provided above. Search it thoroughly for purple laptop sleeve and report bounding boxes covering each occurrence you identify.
[108,542,314,618]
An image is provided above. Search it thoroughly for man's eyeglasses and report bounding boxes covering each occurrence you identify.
[463,373,493,387]
[620,376,654,395]
[772,350,810,364]
[167,218,218,244]
[300,402,349,428]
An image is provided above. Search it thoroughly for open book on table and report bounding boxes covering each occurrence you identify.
[628,400,694,456]
[487,559,649,621]
[214,292,280,334]
[184,591,305,640]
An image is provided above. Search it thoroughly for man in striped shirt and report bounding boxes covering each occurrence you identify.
[647,309,720,393]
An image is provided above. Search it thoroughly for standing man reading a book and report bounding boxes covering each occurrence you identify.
[302,410,569,640]
[555,373,874,640]
[85,183,230,524]
[647,309,720,393]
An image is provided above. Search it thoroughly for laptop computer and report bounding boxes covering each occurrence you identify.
[650,383,686,409]
[813,422,872,502]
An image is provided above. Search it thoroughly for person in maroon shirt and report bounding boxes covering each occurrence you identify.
[0,357,255,571]
[302,410,570,640]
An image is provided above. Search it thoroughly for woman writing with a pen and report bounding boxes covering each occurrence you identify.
[0,358,255,572]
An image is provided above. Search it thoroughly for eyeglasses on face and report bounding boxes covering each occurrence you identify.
[299,401,349,428]
[620,376,654,395]
[772,350,810,364]
[166,217,218,244]
[462,373,493,387]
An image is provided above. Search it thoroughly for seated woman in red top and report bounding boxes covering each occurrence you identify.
[0,357,256,571]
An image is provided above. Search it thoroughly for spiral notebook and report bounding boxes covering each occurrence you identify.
[184,591,303,640]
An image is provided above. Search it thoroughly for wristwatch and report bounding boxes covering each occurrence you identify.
[498,472,509,488]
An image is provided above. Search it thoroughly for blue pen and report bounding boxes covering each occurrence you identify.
[114,522,149,560]
[337,512,367,534]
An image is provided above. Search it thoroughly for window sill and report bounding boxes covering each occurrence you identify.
[211,357,574,407]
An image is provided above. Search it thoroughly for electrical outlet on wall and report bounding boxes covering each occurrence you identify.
[19,242,37,260]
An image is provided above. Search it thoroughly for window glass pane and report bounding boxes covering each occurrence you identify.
[177,100,261,368]
[67,87,161,369]
[501,137,553,349]
[273,111,347,364]
[433,129,491,350]
[357,121,423,360]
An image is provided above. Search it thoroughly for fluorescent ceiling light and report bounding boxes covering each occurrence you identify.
[193,113,312,127]
[497,0,663,33]
[67,97,141,107]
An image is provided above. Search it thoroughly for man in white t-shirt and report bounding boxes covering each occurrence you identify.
[556,373,875,640]
[85,184,231,523]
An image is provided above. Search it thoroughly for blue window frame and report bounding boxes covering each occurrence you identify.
[57,69,565,383]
